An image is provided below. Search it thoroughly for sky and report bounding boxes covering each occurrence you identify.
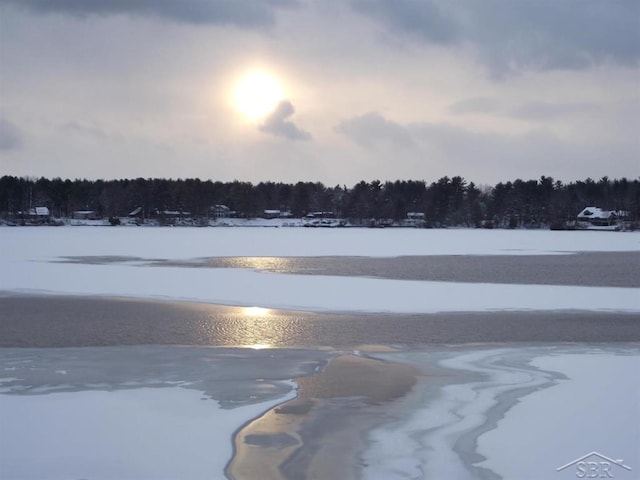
[0,0,638,186]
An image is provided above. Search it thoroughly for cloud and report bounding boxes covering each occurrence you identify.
[334,111,639,182]
[349,0,640,76]
[259,101,311,141]
[350,0,457,44]
[334,112,415,149]
[508,102,601,120]
[0,117,23,150]
[0,0,298,27]
[449,98,601,120]
[449,97,502,115]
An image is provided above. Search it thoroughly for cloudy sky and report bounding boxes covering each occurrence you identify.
[1,0,638,186]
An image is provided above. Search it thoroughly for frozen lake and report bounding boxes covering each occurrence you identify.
[1,227,639,479]
[1,227,639,313]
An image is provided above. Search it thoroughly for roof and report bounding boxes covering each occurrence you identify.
[158,210,191,216]
[577,207,614,219]
[30,206,50,216]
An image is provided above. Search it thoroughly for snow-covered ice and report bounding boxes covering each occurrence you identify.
[1,227,638,313]
[477,350,639,479]
[1,227,639,479]
[0,346,325,480]
[0,387,295,480]
[361,345,640,480]
[2,226,639,260]
[3,345,636,480]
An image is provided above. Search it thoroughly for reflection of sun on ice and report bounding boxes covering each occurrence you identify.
[234,71,284,121]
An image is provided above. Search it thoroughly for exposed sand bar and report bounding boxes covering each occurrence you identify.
[227,354,421,480]
[1,294,639,348]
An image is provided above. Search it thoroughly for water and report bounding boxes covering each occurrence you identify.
[3,251,640,348]
[59,251,640,287]
[1,295,639,348]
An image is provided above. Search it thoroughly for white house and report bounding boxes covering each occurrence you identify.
[28,206,50,218]
[576,206,628,228]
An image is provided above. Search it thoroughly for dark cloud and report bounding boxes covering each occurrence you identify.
[335,112,415,149]
[0,0,298,27]
[350,0,640,75]
[0,117,23,150]
[350,0,457,44]
[260,101,311,141]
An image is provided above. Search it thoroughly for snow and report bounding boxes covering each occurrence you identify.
[1,228,639,479]
[0,386,296,480]
[2,261,639,314]
[2,226,639,260]
[1,227,638,313]
[2,346,638,480]
[361,345,640,480]
[476,351,640,479]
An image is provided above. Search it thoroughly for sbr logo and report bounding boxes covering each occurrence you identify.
[557,452,632,478]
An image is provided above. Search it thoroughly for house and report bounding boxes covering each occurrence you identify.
[153,210,193,226]
[128,206,143,217]
[72,210,101,220]
[155,210,191,218]
[306,211,335,219]
[576,206,628,229]
[405,211,426,227]
[30,206,50,217]
[27,206,50,220]
[263,209,282,219]
[20,206,51,224]
[211,204,233,219]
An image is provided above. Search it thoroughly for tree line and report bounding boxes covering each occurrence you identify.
[1,175,638,228]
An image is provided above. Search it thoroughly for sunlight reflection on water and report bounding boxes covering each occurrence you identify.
[195,308,307,348]
[215,257,299,273]
[245,343,272,349]
[243,306,271,317]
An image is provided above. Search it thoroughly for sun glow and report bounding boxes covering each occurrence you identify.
[233,71,285,121]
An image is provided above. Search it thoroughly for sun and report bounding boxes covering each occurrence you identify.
[233,71,285,121]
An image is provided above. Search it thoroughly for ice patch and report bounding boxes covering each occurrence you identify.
[0,386,296,480]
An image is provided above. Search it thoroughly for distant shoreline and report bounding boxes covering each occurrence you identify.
[2,217,638,231]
